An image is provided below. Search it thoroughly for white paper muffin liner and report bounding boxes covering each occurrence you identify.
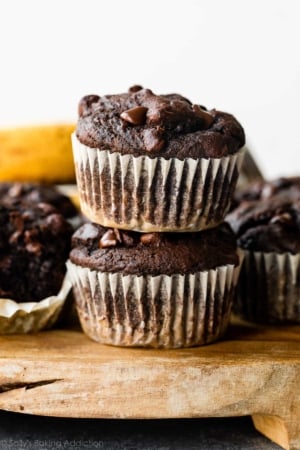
[72,134,245,232]
[0,275,72,334]
[67,260,242,348]
[235,250,300,324]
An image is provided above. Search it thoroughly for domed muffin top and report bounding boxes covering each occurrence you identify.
[76,86,245,160]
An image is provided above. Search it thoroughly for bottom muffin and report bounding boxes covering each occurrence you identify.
[67,223,242,348]
[227,196,300,324]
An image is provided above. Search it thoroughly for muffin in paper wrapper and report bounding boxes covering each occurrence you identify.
[0,275,72,334]
[72,134,245,232]
[67,260,242,348]
[235,250,300,324]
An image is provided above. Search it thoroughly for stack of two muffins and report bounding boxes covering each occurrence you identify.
[67,86,246,348]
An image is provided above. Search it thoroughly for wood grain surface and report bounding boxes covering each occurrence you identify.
[0,318,299,450]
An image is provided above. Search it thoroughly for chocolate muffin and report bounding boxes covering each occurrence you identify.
[72,86,245,232]
[227,196,300,324]
[0,182,78,219]
[0,202,74,333]
[232,176,300,209]
[67,222,242,348]
[0,202,73,302]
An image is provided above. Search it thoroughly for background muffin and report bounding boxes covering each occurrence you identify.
[73,86,245,232]
[67,222,242,348]
[0,182,78,219]
[0,202,73,333]
[227,195,300,324]
[232,176,300,210]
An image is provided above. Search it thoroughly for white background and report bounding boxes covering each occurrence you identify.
[0,0,299,179]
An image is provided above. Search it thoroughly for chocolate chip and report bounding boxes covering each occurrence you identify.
[270,212,293,225]
[120,106,148,126]
[73,223,99,241]
[25,241,42,254]
[45,213,69,235]
[140,233,161,245]
[8,183,23,198]
[128,85,143,93]
[37,202,56,215]
[9,230,22,244]
[113,228,122,243]
[192,104,214,128]
[99,229,119,248]
[24,229,42,254]
[9,211,24,232]
[78,95,101,117]
[22,210,35,221]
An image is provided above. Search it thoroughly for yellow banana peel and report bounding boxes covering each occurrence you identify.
[0,124,76,183]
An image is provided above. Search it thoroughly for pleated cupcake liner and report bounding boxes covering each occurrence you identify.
[72,134,245,232]
[235,250,300,324]
[0,275,72,334]
[67,260,242,348]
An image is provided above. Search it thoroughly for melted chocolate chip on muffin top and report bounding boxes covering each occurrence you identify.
[226,196,300,253]
[76,86,245,159]
[70,222,239,276]
[0,203,73,302]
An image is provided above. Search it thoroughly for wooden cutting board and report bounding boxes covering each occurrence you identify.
[0,317,299,450]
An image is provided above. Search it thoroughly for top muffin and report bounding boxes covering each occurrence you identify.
[73,86,245,232]
[76,85,245,159]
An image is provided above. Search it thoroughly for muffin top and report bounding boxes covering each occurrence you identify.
[76,85,245,160]
[226,195,300,254]
[70,222,239,276]
[0,202,73,302]
[233,176,300,207]
[0,182,78,219]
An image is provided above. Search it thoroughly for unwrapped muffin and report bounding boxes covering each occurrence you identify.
[0,202,73,333]
[72,86,245,232]
[227,195,300,324]
[67,222,242,348]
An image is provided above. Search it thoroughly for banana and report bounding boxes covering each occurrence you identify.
[0,124,76,183]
